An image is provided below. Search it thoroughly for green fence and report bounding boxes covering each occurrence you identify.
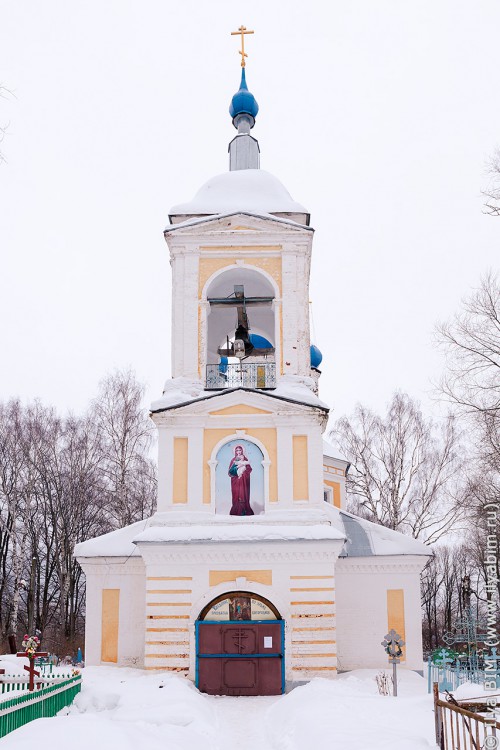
[0,674,82,738]
[0,672,74,694]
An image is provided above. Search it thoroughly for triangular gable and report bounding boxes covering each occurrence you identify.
[164,211,314,237]
[208,404,273,416]
[151,387,326,418]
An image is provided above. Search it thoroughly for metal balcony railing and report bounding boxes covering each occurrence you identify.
[206,362,276,390]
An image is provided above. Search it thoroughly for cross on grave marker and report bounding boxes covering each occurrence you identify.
[381,629,405,697]
[16,651,48,691]
[435,648,454,692]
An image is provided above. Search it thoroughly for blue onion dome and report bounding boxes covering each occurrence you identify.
[310,344,323,369]
[229,68,259,125]
[249,333,272,349]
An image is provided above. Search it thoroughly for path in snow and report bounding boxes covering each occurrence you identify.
[209,694,280,750]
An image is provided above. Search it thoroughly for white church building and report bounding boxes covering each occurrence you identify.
[75,43,431,695]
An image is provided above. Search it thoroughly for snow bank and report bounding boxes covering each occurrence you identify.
[452,681,499,701]
[1,667,217,750]
[0,654,29,674]
[266,672,435,750]
[0,667,437,750]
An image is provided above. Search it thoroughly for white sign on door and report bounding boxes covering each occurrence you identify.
[264,636,273,648]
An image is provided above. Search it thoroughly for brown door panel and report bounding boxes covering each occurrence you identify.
[197,621,284,696]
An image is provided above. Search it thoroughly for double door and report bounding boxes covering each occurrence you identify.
[196,620,284,696]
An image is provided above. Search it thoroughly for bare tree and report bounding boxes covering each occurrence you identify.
[90,369,157,528]
[436,274,499,570]
[421,543,477,652]
[482,150,500,216]
[0,84,14,165]
[330,392,464,543]
[0,370,157,653]
[0,400,27,641]
[437,272,499,421]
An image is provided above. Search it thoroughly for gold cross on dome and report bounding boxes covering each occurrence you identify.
[231,25,254,67]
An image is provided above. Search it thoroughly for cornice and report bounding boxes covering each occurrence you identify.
[137,541,339,565]
[76,557,145,575]
[151,387,329,417]
[335,556,428,574]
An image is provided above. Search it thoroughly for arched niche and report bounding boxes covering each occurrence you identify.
[212,437,267,516]
[199,591,281,622]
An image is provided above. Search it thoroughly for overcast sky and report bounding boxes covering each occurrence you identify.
[1,1,498,426]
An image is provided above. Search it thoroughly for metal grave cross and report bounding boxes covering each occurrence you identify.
[16,651,48,691]
[435,648,454,692]
[381,629,405,697]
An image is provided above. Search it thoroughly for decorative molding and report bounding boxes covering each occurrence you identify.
[335,557,428,574]
[77,558,145,576]
[139,543,339,565]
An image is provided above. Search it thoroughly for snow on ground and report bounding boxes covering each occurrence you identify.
[1,667,438,750]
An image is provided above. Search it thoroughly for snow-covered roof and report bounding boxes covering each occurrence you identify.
[74,510,345,558]
[74,506,430,560]
[74,519,151,558]
[150,376,329,413]
[323,505,432,557]
[133,524,344,545]
[168,170,309,224]
[323,439,337,458]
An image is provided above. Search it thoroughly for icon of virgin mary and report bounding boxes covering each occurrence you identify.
[228,444,253,516]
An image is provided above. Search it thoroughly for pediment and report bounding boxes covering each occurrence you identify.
[152,387,323,422]
[164,212,313,238]
[208,404,273,416]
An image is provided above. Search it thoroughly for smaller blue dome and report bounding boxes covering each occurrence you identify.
[229,68,259,122]
[310,344,323,369]
[249,333,273,349]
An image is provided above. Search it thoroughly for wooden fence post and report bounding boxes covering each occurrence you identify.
[433,682,443,748]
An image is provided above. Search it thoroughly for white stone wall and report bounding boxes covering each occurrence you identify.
[137,539,343,687]
[78,547,427,683]
[335,556,427,672]
[78,557,146,668]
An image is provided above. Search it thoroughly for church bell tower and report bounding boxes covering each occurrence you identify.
[75,27,429,694]
[136,28,346,690]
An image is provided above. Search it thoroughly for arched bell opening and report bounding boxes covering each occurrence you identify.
[204,267,277,390]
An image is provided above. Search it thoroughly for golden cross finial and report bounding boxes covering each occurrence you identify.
[231,25,254,68]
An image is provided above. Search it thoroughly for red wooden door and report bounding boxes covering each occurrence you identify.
[197,621,284,696]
